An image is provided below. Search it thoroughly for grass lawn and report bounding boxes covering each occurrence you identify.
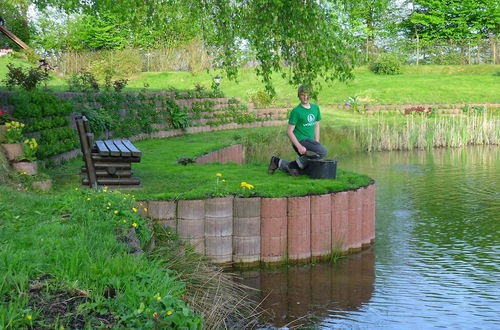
[51,125,372,200]
[1,55,499,106]
[125,65,500,106]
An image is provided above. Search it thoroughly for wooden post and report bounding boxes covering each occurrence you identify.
[0,25,30,50]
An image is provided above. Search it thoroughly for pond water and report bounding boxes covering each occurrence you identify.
[237,146,500,329]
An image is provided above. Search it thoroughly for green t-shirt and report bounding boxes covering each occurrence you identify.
[288,103,321,142]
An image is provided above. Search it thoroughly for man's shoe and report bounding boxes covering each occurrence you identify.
[305,150,320,158]
[268,156,279,174]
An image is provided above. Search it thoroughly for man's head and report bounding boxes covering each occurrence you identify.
[297,85,312,97]
[297,85,312,105]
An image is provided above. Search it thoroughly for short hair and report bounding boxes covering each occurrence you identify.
[297,85,312,96]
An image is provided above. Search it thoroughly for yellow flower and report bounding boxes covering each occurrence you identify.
[108,202,112,206]
[114,210,119,214]
[221,179,226,183]
[240,181,247,187]
[156,295,161,301]
[132,222,138,228]
[26,314,32,321]
[60,327,65,330]
[74,187,79,191]
[86,197,91,201]
[153,312,159,318]
[144,207,148,212]
[167,310,173,316]
[122,220,127,223]
[132,207,138,212]
[216,173,222,177]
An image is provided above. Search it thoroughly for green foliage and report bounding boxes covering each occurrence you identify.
[33,0,355,93]
[195,0,356,94]
[25,116,70,132]
[3,120,25,143]
[10,90,73,119]
[37,127,80,159]
[80,105,116,139]
[3,64,51,91]
[8,90,77,159]
[369,53,402,75]
[71,12,128,50]
[248,89,275,108]
[165,101,188,130]
[67,70,100,92]
[405,0,498,42]
[19,138,38,161]
[89,48,143,80]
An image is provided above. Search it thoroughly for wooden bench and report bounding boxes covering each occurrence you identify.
[75,115,142,188]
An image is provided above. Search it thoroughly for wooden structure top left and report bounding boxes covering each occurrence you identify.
[0,25,30,50]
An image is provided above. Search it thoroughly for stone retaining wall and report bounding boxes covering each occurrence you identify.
[138,183,376,266]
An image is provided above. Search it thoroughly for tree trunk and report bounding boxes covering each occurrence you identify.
[415,31,420,65]
[491,35,497,64]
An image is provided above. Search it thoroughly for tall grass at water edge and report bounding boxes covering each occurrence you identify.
[243,112,498,162]
[355,113,499,152]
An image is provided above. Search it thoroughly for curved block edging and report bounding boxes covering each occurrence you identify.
[138,183,376,265]
[195,144,245,165]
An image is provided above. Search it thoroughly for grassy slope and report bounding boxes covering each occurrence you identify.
[0,184,201,328]
[125,65,500,105]
[1,55,499,105]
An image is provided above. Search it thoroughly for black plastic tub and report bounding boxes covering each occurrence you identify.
[305,159,337,179]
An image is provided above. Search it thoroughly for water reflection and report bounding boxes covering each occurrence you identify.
[237,248,375,327]
[239,146,500,328]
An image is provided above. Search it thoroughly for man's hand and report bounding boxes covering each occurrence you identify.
[297,145,307,155]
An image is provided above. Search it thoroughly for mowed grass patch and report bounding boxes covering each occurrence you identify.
[1,57,498,105]
[125,65,500,105]
[51,127,372,200]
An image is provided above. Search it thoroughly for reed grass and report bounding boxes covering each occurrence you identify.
[354,112,499,152]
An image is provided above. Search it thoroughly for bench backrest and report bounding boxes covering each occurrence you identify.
[75,115,97,187]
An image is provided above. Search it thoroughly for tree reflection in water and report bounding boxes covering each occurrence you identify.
[236,248,375,327]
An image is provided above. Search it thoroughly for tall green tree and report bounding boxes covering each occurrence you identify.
[341,0,392,62]
[404,0,499,41]
[32,0,357,94]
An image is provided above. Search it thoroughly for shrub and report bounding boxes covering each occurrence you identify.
[67,70,100,92]
[369,53,402,75]
[113,78,128,92]
[3,64,51,91]
[248,90,275,108]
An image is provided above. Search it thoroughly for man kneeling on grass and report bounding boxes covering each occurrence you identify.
[268,85,328,176]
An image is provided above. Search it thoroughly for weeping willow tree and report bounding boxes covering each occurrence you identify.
[33,0,357,94]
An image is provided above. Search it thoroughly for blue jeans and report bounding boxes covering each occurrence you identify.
[279,138,328,173]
